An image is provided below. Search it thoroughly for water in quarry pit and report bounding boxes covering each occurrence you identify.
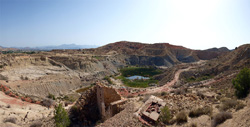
[126,75,150,80]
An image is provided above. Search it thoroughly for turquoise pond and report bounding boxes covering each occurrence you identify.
[126,75,150,80]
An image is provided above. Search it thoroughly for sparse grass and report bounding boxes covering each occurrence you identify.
[235,102,246,111]
[30,121,43,127]
[0,74,8,80]
[47,93,55,100]
[104,76,113,84]
[197,91,205,99]
[93,56,102,60]
[42,99,54,108]
[189,123,197,127]
[189,106,213,118]
[76,85,92,93]
[211,112,232,127]
[176,111,188,124]
[186,75,213,83]
[220,98,238,111]
[20,75,29,80]
[3,117,17,124]
[63,95,76,103]
[161,91,167,96]
[174,88,187,95]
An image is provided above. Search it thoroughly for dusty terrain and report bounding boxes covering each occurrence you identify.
[0,42,249,127]
[0,91,53,127]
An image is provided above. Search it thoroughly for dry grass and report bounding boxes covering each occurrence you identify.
[176,111,188,124]
[42,99,55,107]
[235,102,246,111]
[30,121,43,127]
[220,98,238,111]
[211,112,232,127]
[189,123,197,127]
[3,117,17,124]
[189,106,212,118]
[174,88,187,95]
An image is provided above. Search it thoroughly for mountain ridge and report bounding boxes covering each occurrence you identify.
[0,44,98,51]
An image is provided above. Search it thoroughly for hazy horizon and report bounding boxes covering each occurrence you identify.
[1,0,250,50]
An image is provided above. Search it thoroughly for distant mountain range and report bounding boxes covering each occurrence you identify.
[0,44,99,51]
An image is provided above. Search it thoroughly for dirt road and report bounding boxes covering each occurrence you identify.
[145,66,193,94]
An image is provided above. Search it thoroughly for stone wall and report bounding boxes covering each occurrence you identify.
[96,83,125,120]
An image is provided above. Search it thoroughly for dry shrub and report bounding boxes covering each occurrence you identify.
[161,91,167,96]
[189,106,212,118]
[42,99,55,107]
[30,121,42,127]
[6,104,11,108]
[235,102,246,111]
[176,111,188,124]
[197,91,205,99]
[189,123,197,127]
[0,74,8,80]
[212,112,232,127]
[174,88,187,95]
[3,117,17,124]
[220,99,238,111]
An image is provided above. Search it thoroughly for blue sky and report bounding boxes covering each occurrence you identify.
[0,0,250,49]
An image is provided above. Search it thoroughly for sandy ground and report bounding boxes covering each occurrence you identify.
[0,91,53,127]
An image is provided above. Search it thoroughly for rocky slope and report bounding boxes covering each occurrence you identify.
[84,41,229,67]
[0,52,123,98]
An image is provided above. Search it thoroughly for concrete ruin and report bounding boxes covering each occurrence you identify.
[135,95,166,125]
[96,83,127,120]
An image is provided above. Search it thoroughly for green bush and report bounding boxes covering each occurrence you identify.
[104,76,113,84]
[159,106,171,124]
[48,93,55,100]
[54,104,70,127]
[232,68,250,98]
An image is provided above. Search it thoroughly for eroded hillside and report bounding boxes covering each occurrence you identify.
[1,42,249,127]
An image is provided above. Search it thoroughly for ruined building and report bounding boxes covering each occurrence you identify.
[71,82,127,126]
[96,83,127,120]
[135,95,166,125]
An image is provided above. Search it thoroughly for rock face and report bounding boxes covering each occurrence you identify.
[84,41,230,67]
[0,53,123,98]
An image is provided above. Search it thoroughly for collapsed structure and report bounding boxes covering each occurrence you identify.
[135,95,166,125]
[96,83,127,120]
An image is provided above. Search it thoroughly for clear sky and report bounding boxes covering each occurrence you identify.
[0,0,250,49]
